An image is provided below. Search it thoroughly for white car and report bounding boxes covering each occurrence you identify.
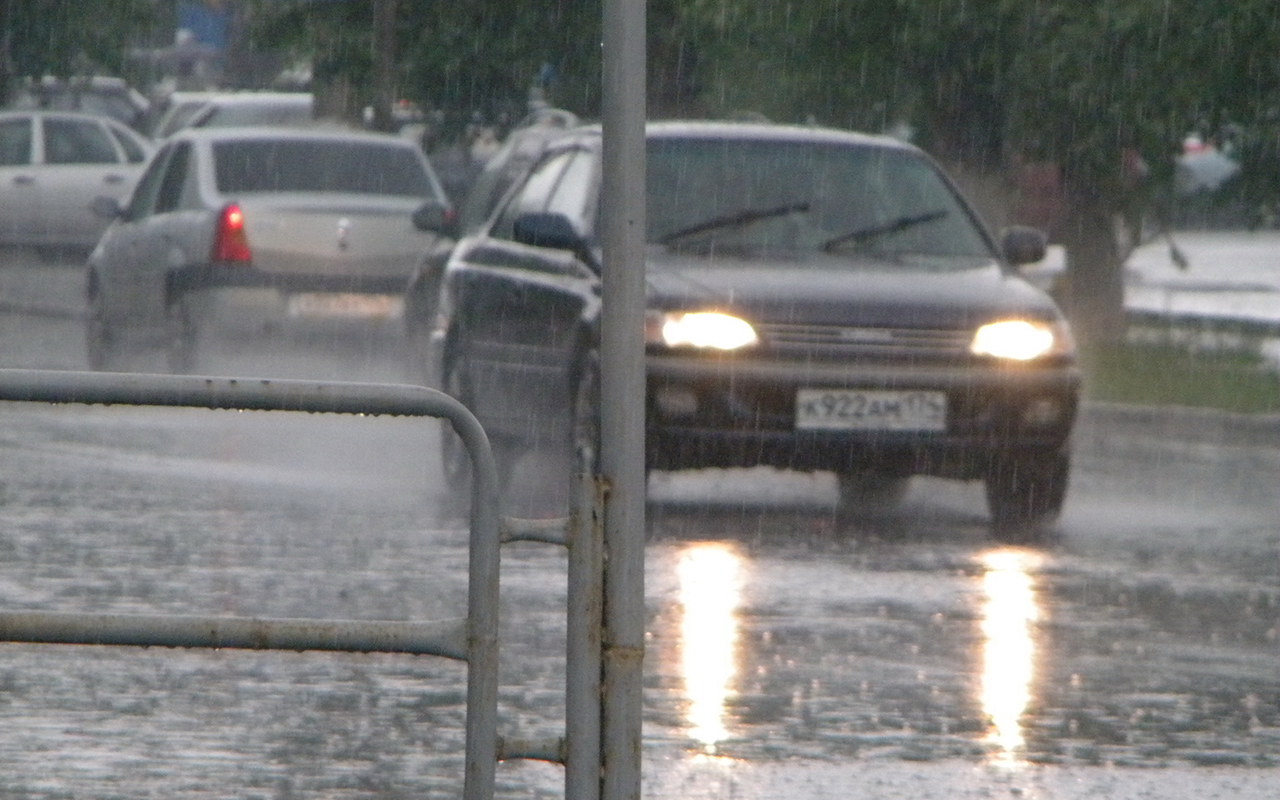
[0,110,153,251]
[151,92,313,139]
[85,126,454,372]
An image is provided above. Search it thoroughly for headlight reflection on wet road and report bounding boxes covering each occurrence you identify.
[980,548,1043,765]
[676,542,745,753]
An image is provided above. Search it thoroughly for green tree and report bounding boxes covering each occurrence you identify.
[669,0,1279,343]
[242,0,1278,345]
[249,0,603,131]
[0,0,164,103]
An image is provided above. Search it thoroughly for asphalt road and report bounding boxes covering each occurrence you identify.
[0,253,1277,798]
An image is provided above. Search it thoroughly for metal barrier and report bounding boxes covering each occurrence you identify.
[0,368,603,800]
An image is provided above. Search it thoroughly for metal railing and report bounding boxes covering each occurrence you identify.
[0,367,604,800]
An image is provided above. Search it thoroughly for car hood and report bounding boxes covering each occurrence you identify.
[644,248,1064,329]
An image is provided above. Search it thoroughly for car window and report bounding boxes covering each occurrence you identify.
[647,138,993,260]
[490,149,576,240]
[200,100,312,128]
[153,142,191,215]
[457,163,510,236]
[122,145,173,222]
[42,117,120,165]
[0,118,32,166]
[107,123,148,163]
[155,101,209,138]
[213,139,433,197]
[544,149,597,231]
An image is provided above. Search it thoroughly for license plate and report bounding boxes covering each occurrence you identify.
[286,293,403,320]
[795,389,947,431]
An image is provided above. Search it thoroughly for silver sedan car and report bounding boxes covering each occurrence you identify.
[0,110,153,252]
[85,126,454,372]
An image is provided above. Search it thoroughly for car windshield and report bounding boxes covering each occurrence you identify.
[647,138,993,260]
[213,139,434,197]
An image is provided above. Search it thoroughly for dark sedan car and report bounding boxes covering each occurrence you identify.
[410,121,1080,539]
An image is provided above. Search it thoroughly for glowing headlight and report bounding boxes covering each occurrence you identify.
[970,319,1062,361]
[652,311,759,350]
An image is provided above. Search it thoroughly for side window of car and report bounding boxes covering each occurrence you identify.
[153,142,191,215]
[0,118,33,166]
[490,150,575,241]
[544,149,597,235]
[123,145,173,223]
[42,117,120,164]
[107,122,148,164]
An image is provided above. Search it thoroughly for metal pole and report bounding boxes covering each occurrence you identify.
[599,0,646,797]
[0,612,468,659]
[565,467,605,799]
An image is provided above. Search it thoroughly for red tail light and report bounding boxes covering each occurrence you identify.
[211,203,252,263]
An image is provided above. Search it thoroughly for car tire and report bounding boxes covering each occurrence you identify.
[85,289,121,371]
[836,470,910,521]
[165,295,199,375]
[985,447,1069,543]
[404,269,443,387]
[438,357,518,516]
[569,350,601,479]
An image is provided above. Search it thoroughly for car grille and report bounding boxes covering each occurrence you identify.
[755,322,972,359]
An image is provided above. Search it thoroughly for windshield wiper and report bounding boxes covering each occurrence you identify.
[821,209,948,253]
[659,201,810,246]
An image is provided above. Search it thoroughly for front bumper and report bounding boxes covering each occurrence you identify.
[645,353,1080,478]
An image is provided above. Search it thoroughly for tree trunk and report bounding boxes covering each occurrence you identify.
[1059,190,1127,346]
[370,0,398,132]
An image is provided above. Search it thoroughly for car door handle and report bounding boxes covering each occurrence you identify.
[12,175,35,186]
[103,174,126,185]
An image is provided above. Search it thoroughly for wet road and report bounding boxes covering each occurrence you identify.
[0,255,1277,798]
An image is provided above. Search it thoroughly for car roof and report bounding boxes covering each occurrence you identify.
[169,125,422,148]
[201,92,312,107]
[561,119,917,152]
[0,109,138,126]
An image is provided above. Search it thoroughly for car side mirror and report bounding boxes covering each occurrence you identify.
[412,199,457,237]
[1001,226,1048,266]
[90,196,124,220]
[513,211,589,253]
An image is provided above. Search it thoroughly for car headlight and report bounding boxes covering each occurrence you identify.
[647,311,759,350]
[970,319,1071,361]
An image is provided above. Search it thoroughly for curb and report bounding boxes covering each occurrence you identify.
[1078,401,1280,450]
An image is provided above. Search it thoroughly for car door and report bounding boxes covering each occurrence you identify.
[38,114,136,248]
[450,144,600,443]
[0,115,40,245]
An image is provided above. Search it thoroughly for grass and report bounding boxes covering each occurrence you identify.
[1081,341,1280,414]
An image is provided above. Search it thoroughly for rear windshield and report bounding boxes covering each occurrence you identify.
[214,139,433,197]
[200,100,312,129]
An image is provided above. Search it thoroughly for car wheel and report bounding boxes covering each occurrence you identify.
[438,357,518,515]
[165,295,199,374]
[985,447,1069,543]
[569,350,601,478]
[404,264,444,387]
[85,287,127,371]
[836,470,910,520]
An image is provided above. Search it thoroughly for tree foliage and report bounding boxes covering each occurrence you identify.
[670,0,1278,340]
[7,0,1273,342]
[248,0,602,130]
[0,0,164,100]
